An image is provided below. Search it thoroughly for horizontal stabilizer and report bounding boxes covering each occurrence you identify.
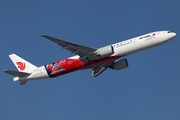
[20,80,28,85]
[3,69,30,77]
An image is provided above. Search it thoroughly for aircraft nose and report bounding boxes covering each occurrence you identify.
[173,32,176,37]
[169,32,176,39]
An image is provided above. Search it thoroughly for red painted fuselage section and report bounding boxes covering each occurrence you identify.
[44,56,120,78]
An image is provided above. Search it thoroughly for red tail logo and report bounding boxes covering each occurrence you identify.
[16,62,26,71]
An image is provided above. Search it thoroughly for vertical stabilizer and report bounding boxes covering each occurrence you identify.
[9,54,37,73]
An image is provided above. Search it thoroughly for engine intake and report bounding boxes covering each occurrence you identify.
[110,58,128,70]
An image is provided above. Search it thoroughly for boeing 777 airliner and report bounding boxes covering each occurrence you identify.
[4,31,176,85]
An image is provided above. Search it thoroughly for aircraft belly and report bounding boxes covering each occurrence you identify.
[80,56,121,69]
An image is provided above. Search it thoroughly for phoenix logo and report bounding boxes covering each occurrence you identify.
[16,62,26,71]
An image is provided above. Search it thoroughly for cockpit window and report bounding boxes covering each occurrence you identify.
[168,31,171,33]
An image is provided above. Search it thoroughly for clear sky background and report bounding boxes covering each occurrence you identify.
[1,0,180,120]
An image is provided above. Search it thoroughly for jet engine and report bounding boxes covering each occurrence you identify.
[110,58,128,70]
[94,45,114,57]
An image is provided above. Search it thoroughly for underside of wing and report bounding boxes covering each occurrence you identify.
[91,60,116,77]
[41,35,97,57]
[91,66,107,77]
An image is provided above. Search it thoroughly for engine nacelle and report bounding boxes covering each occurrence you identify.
[94,45,114,57]
[110,58,128,70]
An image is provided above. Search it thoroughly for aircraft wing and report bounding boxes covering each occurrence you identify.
[40,35,97,57]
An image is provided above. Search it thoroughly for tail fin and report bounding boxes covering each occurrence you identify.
[9,54,37,73]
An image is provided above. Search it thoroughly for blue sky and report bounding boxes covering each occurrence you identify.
[1,0,180,120]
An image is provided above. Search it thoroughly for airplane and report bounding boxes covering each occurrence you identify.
[3,31,176,85]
